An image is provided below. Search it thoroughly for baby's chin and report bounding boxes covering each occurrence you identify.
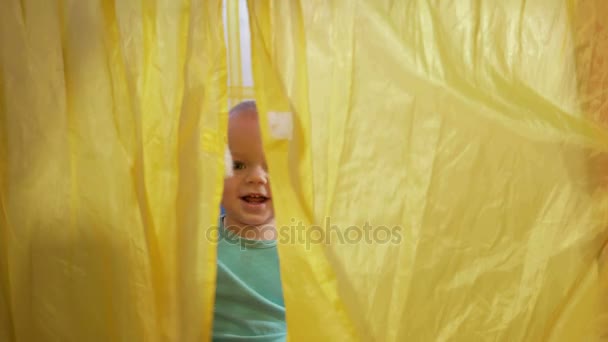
[229,213,274,227]
[244,215,274,227]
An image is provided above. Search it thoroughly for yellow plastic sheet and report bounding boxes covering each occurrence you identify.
[2,0,608,341]
[248,0,608,340]
[225,0,254,105]
[1,0,226,340]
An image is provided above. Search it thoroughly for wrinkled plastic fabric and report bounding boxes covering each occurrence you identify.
[248,0,608,341]
[2,0,608,341]
[0,1,226,341]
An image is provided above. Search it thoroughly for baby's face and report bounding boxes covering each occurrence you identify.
[222,110,274,228]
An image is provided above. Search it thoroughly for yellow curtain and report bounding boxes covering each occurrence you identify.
[0,0,225,340]
[248,0,608,340]
[2,0,608,341]
[225,0,254,105]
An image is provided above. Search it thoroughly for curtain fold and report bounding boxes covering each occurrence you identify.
[248,0,608,340]
[0,0,226,340]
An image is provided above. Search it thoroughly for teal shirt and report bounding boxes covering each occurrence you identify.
[212,218,286,341]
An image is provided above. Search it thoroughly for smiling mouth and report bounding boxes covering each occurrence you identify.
[240,194,270,204]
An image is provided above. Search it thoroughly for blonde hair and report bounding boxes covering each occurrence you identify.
[229,100,257,117]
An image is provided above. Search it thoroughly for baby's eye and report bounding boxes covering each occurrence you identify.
[233,161,246,170]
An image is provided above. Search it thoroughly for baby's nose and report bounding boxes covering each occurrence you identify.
[246,165,268,184]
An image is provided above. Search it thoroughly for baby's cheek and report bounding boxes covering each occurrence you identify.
[223,177,237,190]
[221,180,235,203]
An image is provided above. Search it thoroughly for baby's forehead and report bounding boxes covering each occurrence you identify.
[228,111,262,143]
[227,100,262,146]
[228,112,259,134]
[230,146,267,163]
[228,105,259,139]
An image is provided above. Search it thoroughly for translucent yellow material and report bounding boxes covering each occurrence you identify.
[225,0,255,105]
[0,0,226,340]
[2,0,608,341]
[248,0,608,340]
